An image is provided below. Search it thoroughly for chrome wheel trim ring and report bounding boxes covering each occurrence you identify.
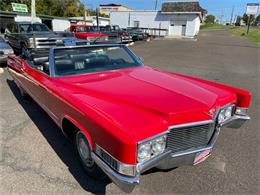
[76,132,94,168]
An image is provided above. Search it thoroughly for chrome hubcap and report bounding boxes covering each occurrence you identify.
[77,133,94,168]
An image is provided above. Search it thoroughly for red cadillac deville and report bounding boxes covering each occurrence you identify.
[7,45,251,192]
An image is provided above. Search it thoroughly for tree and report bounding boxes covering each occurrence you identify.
[254,14,260,26]
[0,0,31,12]
[0,0,86,17]
[235,16,242,26]
[205,15,216,24]
[242,13,255,25]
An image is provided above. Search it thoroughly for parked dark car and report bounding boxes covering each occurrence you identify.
[99,25,132,43]
[5,22,68,54]
[0,37,14,66]
[124,27,149,41]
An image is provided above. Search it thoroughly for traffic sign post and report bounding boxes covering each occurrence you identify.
[246,3,259,34]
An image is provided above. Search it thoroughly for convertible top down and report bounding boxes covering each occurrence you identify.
[7,45,251,192]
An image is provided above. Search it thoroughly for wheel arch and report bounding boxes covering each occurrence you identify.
[61,115,94,150]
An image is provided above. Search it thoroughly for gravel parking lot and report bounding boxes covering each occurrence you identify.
[0,30,259,194]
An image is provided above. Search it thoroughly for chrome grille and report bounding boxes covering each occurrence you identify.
[167,123,215,153]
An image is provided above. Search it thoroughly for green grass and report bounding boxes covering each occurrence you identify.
[227,26,260,46]
[200,23,225,30]
[201,23,260,46]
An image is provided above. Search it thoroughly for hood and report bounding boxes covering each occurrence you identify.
[25,32,61,39]
[0,42,12,49]
[56,66,236,139]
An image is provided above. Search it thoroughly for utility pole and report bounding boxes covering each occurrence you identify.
[31,0,36,23]
[220,10,224,24]
[154,0,158,10]
[230,6,234,25]
[96,7,100,31]
[247,15,251,34]
[31,0,36,50]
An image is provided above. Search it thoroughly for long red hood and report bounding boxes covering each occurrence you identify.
[55,66,236,141]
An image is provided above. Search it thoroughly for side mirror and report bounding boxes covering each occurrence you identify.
[139,56,144,62]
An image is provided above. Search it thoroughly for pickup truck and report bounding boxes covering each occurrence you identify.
[7,44,251,192]
[70,24,109,43]
[99,25,132,43]
[5,22,66,54]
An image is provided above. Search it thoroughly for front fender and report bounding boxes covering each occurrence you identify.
[61,115,94,150]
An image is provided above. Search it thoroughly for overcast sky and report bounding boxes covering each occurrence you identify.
[84,0,260,22]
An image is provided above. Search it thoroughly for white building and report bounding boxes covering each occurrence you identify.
[69,16,110,26]
[14,15,71,31]
[110,1,206,38]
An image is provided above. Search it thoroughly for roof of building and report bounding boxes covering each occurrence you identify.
[161,1,207,14]
[100,4,122,7]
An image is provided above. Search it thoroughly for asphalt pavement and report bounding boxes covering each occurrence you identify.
[0,30,259,194]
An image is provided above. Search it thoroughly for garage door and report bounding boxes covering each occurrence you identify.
[169,20,186,36]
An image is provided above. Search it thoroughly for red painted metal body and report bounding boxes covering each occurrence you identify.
[69,24,107,39]
[7,56,251,164]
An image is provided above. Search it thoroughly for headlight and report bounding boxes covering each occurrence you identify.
[218,105,234,124]
[137,143,151,162]
[3,49,13,55]
[137,134,167,163]
[56,39,64,45]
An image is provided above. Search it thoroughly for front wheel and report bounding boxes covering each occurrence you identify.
[75,131,106,180]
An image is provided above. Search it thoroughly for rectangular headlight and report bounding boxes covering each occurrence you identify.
[137,134,167,163]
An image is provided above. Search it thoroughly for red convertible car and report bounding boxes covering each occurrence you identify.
[7,45,251,192]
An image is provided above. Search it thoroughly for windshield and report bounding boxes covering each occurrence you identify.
[54,46,142,77]
[75,26,98,32]
[19,23,50,33]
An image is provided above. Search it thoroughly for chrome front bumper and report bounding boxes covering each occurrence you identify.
[92,114,250,193]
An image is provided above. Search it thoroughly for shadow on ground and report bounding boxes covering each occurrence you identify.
[6,79,110,194]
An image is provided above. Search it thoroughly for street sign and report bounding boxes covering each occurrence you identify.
[11,3,28,13]
[246,3,259,15]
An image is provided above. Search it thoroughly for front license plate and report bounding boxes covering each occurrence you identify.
[64,39,76,46]
[193,149,211,165]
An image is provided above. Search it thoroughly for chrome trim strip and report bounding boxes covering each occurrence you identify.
[137,130,169,144]
[171,146,212,158]
[136,150,172,173]
[168,120,214,129]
